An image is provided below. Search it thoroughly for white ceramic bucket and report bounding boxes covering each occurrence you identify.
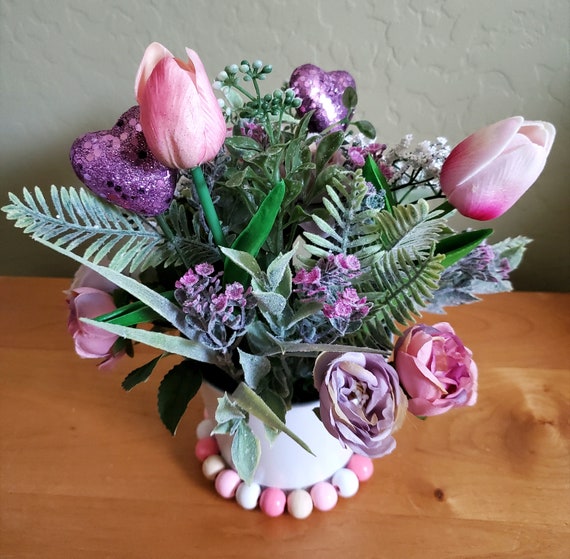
[200,382,353,490]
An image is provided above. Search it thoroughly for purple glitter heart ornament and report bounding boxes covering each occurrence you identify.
[289,64,356,133]
[70,106,177,216]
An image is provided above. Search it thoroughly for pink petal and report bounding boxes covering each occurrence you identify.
[445,140,547,220]
[72,288,116,318]
[135,42,173,103]
[518,120,556,154]
[440,116,524,195]
[140,57,204,169]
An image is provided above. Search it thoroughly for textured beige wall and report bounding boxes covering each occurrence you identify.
[1,0,568,290]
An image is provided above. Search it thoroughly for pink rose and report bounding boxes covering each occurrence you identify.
[135,42,226,170]
[69,264,118,293]
[440,116,555,220]
[394,322,478,417]
[313,352,407,458]
[66,266,123,368]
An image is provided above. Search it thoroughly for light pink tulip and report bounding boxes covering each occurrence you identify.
[135,42,226,170]
[440,116,555,220]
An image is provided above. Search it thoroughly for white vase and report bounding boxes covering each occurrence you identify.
[200,382,353,490]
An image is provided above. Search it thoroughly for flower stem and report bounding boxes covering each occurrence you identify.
[191,166,227,248]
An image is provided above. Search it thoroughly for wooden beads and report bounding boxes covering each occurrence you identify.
[195,419,375,518]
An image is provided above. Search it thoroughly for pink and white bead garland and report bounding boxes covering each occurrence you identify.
[195,417,374,519]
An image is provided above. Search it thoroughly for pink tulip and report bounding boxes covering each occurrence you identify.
[439,116,555,220]
[135,42,226,170]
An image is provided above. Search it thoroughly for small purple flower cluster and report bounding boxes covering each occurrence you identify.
[175,263,255,352]
[345,142,386,168]
[293,254,370,339]
[240,121,270,148]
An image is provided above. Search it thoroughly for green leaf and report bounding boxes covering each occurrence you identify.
[353,120,376,139]
[436,229,494,268]
[96,291,175,326]
[213,393,246,426]
[80,318,220,365]
[362,155,396,212]
[342,86,358,109]
[121,355,163,391]
[224,136,263,157]
[231,422,261,484]
[315,131,345,173]
[224,180,286,284]
[220,247,263,284]
[238,349,271,390]
[158,361,203,435]
[231,383,313,455]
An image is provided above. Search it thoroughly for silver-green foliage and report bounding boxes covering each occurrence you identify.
[2,186,217,273]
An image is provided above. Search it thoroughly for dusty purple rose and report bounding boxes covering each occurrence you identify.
[394,322,478,417]
[313,351,407,458]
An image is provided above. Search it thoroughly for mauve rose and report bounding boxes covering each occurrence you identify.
[313,351,407,458]
[69,264,118,293]
[394,322,478,417]
[66,266,123,368]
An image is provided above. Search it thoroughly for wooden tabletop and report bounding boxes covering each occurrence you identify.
[1,276,568,558]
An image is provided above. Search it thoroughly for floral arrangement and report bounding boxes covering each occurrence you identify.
[3,42,555,485]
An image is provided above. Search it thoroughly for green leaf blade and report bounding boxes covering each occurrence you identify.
[158,361,203,435]
[122,355,163,391]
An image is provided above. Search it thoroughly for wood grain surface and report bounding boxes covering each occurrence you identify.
[1,277,568,558]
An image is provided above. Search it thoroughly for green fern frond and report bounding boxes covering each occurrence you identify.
[362,199,446,266]
[2,186,216,274]
[361,248,444,334]
[303,171,381,260]
[342,312,393,354]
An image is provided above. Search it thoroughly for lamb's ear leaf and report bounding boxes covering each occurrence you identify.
[80,318,219,365]
[231,382,314,456]
[33,236,189,335]
[231,421,261,485]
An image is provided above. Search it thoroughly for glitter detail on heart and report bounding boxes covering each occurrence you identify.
[70,106,177,216]
[289,64,356,133]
